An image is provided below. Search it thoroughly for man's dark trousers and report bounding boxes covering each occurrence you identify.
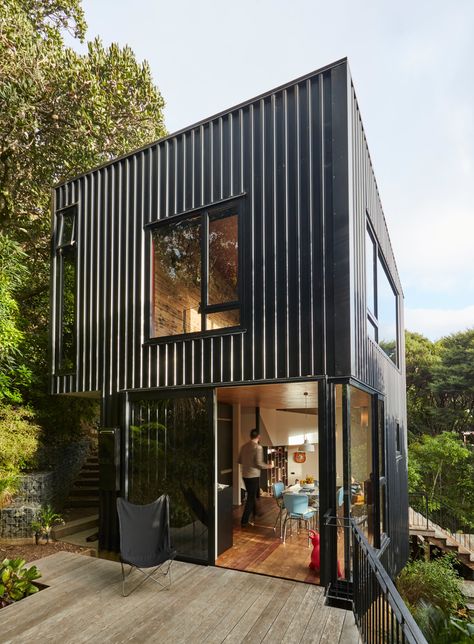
[241,476,260,525]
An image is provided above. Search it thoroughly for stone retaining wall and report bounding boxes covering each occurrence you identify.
[0,439,92,539]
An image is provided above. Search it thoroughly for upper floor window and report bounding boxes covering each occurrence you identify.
[366,223,398,366]
[56,207,76,373]
[151,204,240,338]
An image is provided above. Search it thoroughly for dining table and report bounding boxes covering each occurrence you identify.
[284,484,319,507]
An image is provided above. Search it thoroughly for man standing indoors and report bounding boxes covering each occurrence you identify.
[238,428,273,527]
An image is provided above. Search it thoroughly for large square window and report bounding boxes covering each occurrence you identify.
[152,206,240,338]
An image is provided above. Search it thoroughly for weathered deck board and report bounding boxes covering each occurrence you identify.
[0,553,359,643]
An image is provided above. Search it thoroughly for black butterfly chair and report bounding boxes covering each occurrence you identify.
[116,494,176,596]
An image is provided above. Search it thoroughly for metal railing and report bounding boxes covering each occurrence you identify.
[352,522,428,644]
[324,513,427,643]
[409,492,474,554]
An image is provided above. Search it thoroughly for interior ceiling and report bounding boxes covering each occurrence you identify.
[216,382,318,410]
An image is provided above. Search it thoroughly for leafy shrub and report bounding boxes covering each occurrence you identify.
[0,558,41,607]
[411,601,474,644]
[0,402,41,506]
[0,473,18,509]
[397,555,465,617]
[0,403,41,473]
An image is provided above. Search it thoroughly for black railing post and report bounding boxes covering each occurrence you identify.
[350,519,428,644]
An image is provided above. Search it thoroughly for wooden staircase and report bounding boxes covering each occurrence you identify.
[409,507,474,574]
[65,450,99,509]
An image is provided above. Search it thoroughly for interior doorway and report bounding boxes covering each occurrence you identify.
[215,381,322,585]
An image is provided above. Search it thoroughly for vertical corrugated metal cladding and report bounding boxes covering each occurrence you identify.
[50,60,408,561]
[349,80,408,575]
[51,65,348,396]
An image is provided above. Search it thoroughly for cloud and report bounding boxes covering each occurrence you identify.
[405,305,474,340]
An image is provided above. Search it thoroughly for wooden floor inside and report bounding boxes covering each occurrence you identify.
[216,497,321,585]
[1,551,359,643]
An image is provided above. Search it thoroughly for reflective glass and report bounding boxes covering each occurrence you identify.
[208,214,238,305]
[153,217,202,336]
[335,384,347,578]
[59,211,75,247]
[367,317,376,342]
[377,257,398,365]
[350,386,374,545]
[60,250,75,372]
[206,309,239,331]
[129,395,212,563]
[366,229,375,315]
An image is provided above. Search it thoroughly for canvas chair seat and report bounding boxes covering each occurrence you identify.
[117,494,176,596]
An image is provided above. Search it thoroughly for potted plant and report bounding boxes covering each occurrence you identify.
[31,504,64,544]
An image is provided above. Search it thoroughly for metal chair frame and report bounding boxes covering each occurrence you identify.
[120,556,174,597]
[282,494,318,546]
[272,481,286,538]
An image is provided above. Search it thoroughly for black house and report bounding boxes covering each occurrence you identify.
[50,58,408,591]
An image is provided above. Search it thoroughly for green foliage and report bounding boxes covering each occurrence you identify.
[0,402,41,506]
[405,329,474,439]
[31,504,64,542]
[0,0,166,459]
[397,555,465,617]
[0,234,32,402]
[408,432,474,527]
[412,601,474,644]
[405,331,441,437]
[0,403,41,473]
[0,558,41,605]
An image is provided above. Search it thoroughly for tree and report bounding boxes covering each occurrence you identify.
[405,331,440,437]
[408,432,474,527]
[405,329,474,439]
[0,1,166,441]
[0,234,31,402]
[431,330,474,436]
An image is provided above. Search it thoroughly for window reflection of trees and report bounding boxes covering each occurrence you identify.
[208,215,238,305]
[129,396,211,560]
[152,210,239,336]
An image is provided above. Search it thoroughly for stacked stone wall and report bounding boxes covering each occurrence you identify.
[0,439,92,539]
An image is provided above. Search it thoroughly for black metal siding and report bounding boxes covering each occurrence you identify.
[50,60,408,566]
[51,63,354,396]
[348,80,408,575]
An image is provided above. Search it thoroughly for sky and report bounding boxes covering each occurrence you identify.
[70,0,474,341]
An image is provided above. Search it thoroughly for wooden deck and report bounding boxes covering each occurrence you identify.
[0,552,359,643]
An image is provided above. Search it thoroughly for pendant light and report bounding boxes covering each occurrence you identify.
[301,391,315,452]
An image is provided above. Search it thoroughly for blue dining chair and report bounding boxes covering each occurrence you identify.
[272,481,286,538]
[282,493,317,545]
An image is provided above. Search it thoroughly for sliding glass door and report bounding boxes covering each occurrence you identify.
[126,389,215,564]
[332,382,385,581]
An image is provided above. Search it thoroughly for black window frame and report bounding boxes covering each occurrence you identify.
[375,397,388,546]
[148,200,242,342]
[366,219,399,367]
[395,421,403,458]
[55,205,77,375]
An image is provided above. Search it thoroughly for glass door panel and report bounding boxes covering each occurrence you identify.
[350,385,374,546]
[127,390,214,564]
